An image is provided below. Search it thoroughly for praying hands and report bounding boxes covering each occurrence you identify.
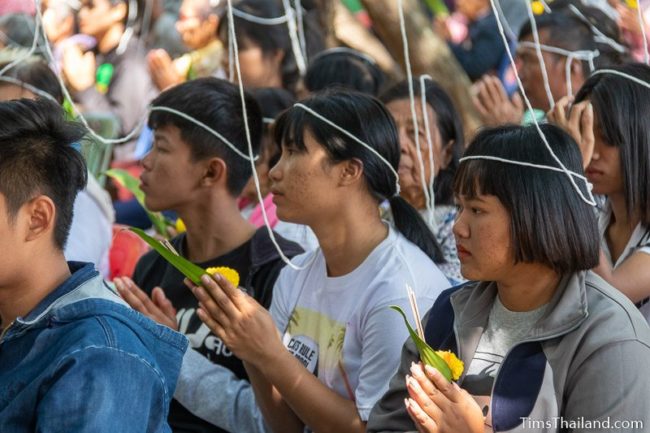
[405,362,485,433]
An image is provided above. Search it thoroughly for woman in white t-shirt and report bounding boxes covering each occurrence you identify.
[190,90,450,432]
[564,63,650,319]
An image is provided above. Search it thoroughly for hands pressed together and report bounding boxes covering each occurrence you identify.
[546,95,594,169]
[115,272,283,368]
[405,362,484,433]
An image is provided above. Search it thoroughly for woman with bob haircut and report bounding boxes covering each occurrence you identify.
[380,78,465,284]
[188,90,450,433]
[367,124,650,433]
[570,63,650,321]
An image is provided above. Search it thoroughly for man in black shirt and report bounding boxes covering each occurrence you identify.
[115,78,303,433]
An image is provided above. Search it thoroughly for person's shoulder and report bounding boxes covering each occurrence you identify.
[250,227,306,268]
[579,272,650,345]
[383,230,450,284]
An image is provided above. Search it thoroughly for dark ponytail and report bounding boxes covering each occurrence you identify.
[274,89,445,264]
[389,195,444,263]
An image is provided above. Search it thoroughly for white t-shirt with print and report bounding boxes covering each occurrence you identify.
[270,227,450,420]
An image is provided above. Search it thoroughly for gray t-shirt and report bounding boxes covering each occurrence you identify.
[463,296,548,420]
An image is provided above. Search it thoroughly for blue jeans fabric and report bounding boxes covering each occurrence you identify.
[0,262,188,432]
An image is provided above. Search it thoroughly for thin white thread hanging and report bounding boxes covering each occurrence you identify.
[567,4,628,54]
[281,0,306,76]
[525,0,555,109]
[34,1,146,145]
[148,106,259,161]
[636,0,649,64]
[419,74,437,230]
[294,102,401,195]
[226,0,315,271]
[397,0,434,226]
[591,68,650,89]
[0,76,60,103]
[0,1,41,77]
[231,7,292,25]
[459,155,591,184]
[295,0,308,65]
[518,41,599,97]
[489,0,596,206]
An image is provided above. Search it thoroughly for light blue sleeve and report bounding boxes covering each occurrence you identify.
[174,348,271,433]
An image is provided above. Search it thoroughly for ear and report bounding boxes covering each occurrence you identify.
[338,158,364,187]
[271,49,285,68]
[24,195,57,244]
[440,140,455,169]
[111,1,127,23]
[570,59,585,81]
[208,14,220,30]
[201,157,228,188]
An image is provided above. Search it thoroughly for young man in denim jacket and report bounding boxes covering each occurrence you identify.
[0,98,188,432]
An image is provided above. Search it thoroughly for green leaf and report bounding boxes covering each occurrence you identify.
[105,169,172,237]
[129,227,206,284]
[423,0,449,16]
[390,305,452,382]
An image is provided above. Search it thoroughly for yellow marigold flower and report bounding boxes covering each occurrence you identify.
[531,0,545,15]
[435,350,464,381]
[205,266,240,287]
[175,218,186,233]
[626,0,638,10]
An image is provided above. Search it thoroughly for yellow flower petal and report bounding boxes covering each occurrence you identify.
[175,218,186,233]
[435,350,464,381]
[531,0,545,15]
[205,266,240,287]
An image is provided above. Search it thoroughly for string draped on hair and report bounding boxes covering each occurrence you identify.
[225,0,315,270]
[591,68,650,90]
[517,42,599,97]
[419,74,437,230]
[485,0,596,206]
[148,106,259,161]
[293,102,401,197]
[397,0,435,227]
[525,0,555,110]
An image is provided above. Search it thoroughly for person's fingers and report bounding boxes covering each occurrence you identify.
[568,100,587,130]
[512,92,524,111]
[196,306,226,338]
[152,287,177,320]
[202,273,247,311]
[485,76,505,105]
[115,277,151,315]
[424,364,461,403]
[580,103,595,168]
[190,278,234,328]
[405,398,440,432]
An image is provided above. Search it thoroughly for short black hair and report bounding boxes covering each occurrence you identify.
[0,98,87,250]
[519,5,627,72]
[305,49,385,96]
[454,124,599,274]
[148,77,263,196]
[380,78,464,205]
[575,63,650,227]
[0,57,64,104]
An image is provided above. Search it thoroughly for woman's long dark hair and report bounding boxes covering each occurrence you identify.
[273,89,444,263]
[575,63,650,227]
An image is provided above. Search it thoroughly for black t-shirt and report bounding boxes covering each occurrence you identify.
[133,233,255,433]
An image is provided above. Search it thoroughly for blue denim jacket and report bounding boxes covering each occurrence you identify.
[0,262,188,432]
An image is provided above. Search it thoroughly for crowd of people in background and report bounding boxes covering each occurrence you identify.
[2,0,650,432]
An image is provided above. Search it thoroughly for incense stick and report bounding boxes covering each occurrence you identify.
[407,284,425,339]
